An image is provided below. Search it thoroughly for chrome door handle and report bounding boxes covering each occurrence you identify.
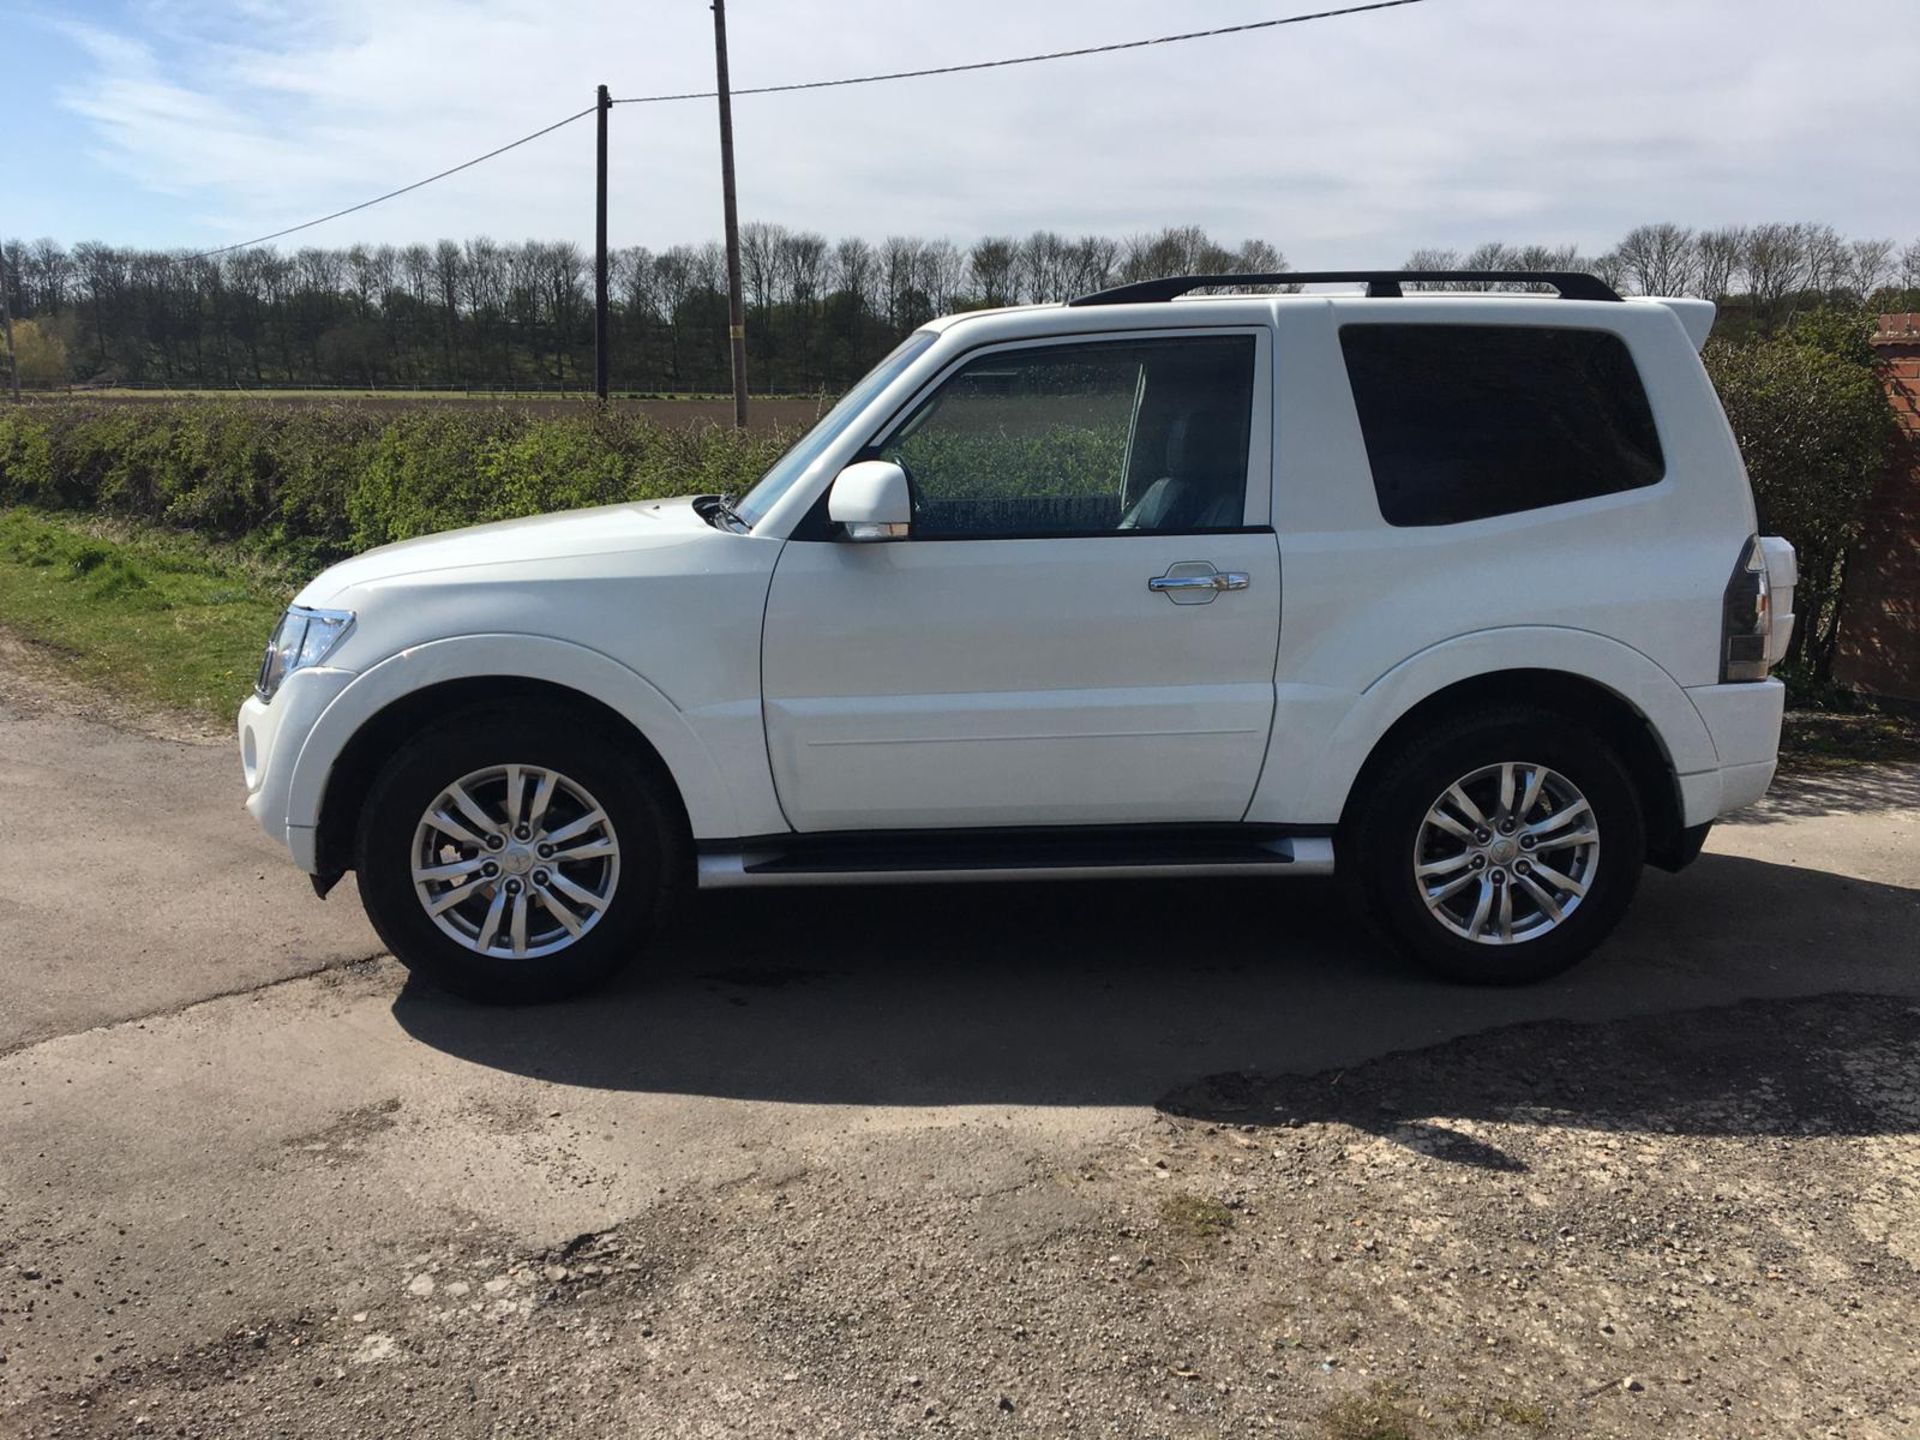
[1148,571,1249,594]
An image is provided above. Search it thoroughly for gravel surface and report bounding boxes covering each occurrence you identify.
[2,648,1917,1439]
[6,992,1916,1439]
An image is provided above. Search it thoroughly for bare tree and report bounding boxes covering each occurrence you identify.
[780,231,827,305]
[1014,230,1070,303]
[461,237,508,378]
[879,235,924,330]
[29,238,73,316]
[612,246,657,319]
[1225,239,1290,292]
[13,217,1914,392]
[1508,243,1579,290]
[1449,243,1513,290]
[1065,235,1118,296]
[916,240,966,316]
[1116,226,1223,284]
[1586,249,1629,293]
[967,236,1017,307]
[399,245,433,308]
[72,241,128,375]
[739,221,784,316]
[731,222,783,387]
[0,240,25,334]
[1741,223,1808,324]
[1401,247,1460,290]
[431,240,463,383]
[831,237,874,312]
[1846,237,1895,297]
[652,246,699,388]
[1695,226,1746,300]
[1797,223,1848,294]
[1616,223,1698,296]
[1901,238,1920,295]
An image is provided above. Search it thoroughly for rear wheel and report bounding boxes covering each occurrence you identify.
[1346,707,1645,984]
[355,704,685,1003]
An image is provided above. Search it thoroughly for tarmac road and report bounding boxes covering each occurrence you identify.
[2,655,1916,1438]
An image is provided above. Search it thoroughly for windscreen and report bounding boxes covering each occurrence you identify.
[733,330,938,526]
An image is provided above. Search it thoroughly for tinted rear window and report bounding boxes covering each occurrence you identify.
[1339,324,1665,527]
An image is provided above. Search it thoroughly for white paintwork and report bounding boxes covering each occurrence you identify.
[827,460,912,539]
[761,533,1282,829]
[280,634,746,840]
[1642,296,1718,351]
[1258,627,1724,828]
[255,498,790,844]
[237,284,1791,892]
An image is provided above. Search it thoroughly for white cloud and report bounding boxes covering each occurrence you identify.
[43,0,1920,257]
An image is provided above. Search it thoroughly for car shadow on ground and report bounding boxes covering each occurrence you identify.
[393,850,1920,1141]
[1158,989,1920,1171]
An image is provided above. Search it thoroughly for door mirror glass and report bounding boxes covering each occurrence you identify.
[829,460,912,541]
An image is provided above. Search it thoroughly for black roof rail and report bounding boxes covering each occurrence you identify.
[1066,270,1622,306]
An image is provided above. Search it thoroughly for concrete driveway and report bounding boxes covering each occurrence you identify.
[2,657,1916,1438]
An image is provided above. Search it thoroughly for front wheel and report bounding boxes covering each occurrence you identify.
[354,704,686,1003]
[1346,708,1645,984]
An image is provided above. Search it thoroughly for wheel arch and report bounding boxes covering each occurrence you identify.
[1334,668,1691,870]
[288,635,733,886]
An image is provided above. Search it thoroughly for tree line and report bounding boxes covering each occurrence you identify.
[4,222,1918,394]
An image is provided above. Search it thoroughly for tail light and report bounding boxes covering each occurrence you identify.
[1720,535,1795,682]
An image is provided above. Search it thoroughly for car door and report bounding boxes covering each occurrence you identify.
[760,328,1280,833]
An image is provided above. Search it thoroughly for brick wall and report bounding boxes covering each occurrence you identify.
[1832,315,1920,705]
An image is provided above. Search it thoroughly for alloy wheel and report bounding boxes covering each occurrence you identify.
[1413,761,1600,945]
[410,764,621,959]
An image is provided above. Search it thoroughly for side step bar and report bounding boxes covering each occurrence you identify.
[697,827,1335,889]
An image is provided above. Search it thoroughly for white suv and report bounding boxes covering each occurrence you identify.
[238,269,1796,1003]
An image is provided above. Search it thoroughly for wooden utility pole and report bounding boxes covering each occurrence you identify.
[593,83,611,401]
[0,248,19,403]
[711,0,749,428]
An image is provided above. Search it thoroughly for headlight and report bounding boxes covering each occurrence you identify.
[256,606,355,701]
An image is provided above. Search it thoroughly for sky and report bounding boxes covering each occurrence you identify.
[7,0,1920,266]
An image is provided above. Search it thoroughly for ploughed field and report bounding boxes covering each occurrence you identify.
[18,391,828,430]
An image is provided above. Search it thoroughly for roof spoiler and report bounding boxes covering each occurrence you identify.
[1652,297,1717,352]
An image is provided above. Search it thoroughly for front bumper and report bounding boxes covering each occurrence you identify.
[238,667,356,871]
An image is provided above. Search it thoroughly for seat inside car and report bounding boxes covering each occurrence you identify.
[1120,402,1245,531]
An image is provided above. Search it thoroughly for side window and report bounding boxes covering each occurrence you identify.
[874,335,1256,538]
[1340,324,1666,527]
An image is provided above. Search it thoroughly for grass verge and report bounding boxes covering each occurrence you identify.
[0,507,292,724]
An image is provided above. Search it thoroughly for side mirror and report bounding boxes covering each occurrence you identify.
[829,460,911,541]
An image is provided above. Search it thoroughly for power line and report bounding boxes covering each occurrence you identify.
[184,105,598,260]
[610,0,1429,105]
[181,0,1430,259]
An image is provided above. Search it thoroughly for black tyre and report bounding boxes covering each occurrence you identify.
[354,702,687,1004]
[1344,705,1645,984]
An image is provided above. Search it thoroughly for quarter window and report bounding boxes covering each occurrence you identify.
[873,336,1256,538]
[1340,324,1665,527]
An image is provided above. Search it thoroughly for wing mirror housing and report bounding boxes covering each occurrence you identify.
[829,461,911,541]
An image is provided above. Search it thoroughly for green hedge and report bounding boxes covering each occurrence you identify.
[0,402,796,569]
[0,400,1146,574]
